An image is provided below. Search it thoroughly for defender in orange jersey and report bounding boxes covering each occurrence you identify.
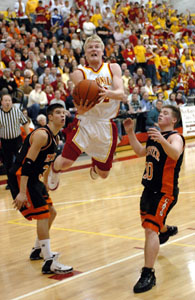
[9,101,73,275]
[124,105,185,293]
[48,34,125,190]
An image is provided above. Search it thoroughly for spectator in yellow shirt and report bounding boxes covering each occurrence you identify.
[153,48,161,81]
[170,11,179,24]
[158,13,166,29]
[25,0,38,24]
[170,21,179,34]
[134,39,146,70]
[90,7,102,27]
[183,54,195,72]
[147,0,153,9]
[151,11,159,27]
[180,48,191,64]
[159,50,170,84]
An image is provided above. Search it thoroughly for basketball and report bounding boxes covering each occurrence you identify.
[73,79,100,107]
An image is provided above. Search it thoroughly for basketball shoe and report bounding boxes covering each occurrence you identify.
[30,247,59,261]
[159,225,178,244]
[90,166,99,180]
[42,258,73,274]
[48,164,60,190]
[133,267,156,293]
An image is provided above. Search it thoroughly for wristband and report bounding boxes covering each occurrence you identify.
[21,158,34,177]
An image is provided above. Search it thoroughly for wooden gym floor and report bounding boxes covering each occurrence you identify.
[0,140,195,300]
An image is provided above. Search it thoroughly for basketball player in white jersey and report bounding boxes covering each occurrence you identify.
[48,34,125,190]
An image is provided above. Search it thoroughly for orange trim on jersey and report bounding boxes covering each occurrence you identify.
[16,166,22,176]
[161,157,177,194]
[72,120,85,152]
[141,193,174,232]
[142,220,159,233]
[108,63,113,79]
[78,68,86,79]
[29,128,53,151]
[84,62,104,74]
[16,175,51,220]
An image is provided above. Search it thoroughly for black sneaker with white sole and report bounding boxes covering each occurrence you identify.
[159,225,178,244]
[42,258,73,274]
[133,267,156,293]
[30,248,59,261]
[30,248,42,260]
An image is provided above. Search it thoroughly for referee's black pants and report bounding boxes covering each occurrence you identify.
[1,136,22,186]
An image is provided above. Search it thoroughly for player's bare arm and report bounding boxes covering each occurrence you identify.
[23,122,30,135]
[123,118,146,157]
[70,70,94,114]
[13,130,48,210]
[98,63,125,101]
[147,128,184,160]
[70,69,84,86]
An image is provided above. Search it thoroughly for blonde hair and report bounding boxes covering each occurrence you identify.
[84,34,105,52]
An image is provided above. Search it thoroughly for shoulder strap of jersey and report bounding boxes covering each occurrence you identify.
[29,126,53,151]
[77,67,86,79]
[163,130,185,147]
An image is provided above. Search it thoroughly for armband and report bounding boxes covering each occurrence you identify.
[21,158,35,177]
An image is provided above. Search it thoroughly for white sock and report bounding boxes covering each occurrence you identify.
[39,239,52,260]
[34,237,40,248]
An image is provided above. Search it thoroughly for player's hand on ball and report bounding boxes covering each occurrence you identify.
[97,86,108,103]
[73,98,95,115]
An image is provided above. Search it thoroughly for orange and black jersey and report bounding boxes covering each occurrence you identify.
[13,125,58,178]
[142,131,185,196]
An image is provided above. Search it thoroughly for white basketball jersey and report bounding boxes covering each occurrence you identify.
[77,63,120,122]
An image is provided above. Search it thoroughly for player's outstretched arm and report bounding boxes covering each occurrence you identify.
[70,69,84,86]
[123,118,146,157]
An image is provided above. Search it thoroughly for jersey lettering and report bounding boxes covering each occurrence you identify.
[96,76,112,86]
[44,153,57,163]
[143,162,153,180]
[146,146,160,161]
[159,198,169,216]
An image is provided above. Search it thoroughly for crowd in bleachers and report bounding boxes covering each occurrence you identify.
[0,0,195,138]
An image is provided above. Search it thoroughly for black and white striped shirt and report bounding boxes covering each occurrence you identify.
[0,105,27,139]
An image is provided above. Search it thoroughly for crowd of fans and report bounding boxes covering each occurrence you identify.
[0,0,195,140]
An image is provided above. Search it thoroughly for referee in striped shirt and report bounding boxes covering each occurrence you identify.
[0,94,30,189]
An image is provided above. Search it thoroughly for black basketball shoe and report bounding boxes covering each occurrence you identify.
[133,267,156,293]
[42,258,73,274]
[159,226,178,244]
[30,248,42,260]
[30,248,60,260]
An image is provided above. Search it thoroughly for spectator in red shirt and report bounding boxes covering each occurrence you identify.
[2,49,14,67]
[44,84,55,105]
[122,42,136,75]
[128,4,137,21]
[187,67,195,95]
[145,47,157,85]
[14,53,25,72]
[78,6,87,30]
[35,0,47,33]
[129,29,138,46]
[51,73,67,92]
